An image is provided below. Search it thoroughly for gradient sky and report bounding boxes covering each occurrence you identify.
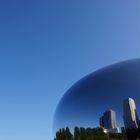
[0,0,140,140]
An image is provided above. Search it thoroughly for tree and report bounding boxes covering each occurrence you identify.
[74,127,80,140]
[65,127,73,140]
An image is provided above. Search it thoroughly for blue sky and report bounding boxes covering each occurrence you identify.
[0,0,140,140]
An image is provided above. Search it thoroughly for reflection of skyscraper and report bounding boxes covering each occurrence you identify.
[100,116,104,128]
[100,110,116,129]
[123,98,139,129]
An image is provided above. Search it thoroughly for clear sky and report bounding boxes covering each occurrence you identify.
[0,0,140,140]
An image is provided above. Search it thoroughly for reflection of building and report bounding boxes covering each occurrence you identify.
[103,128,119,133]
[100,116,104,128]
[123,98,139,129]
[100,110,117,130]
[121,127,125,133]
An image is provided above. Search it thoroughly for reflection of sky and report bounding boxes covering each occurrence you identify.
[54,59,140,132]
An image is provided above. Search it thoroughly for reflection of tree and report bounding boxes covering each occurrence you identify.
[126,126,140,140]
[55,127,73,140]
[54,126,140,140]
[54,127,109,140]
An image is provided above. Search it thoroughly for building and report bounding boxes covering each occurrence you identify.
[100,110,117,130]
[103,128,119,133]
[123,97,139,129]
[99,116,104,128]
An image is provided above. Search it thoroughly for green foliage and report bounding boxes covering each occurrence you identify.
[126,127,140,140]
[74,127,80,140]
[55,127,108,140]
[54,127,73,140]
[54,126,140,140]
[108,133,127,140]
